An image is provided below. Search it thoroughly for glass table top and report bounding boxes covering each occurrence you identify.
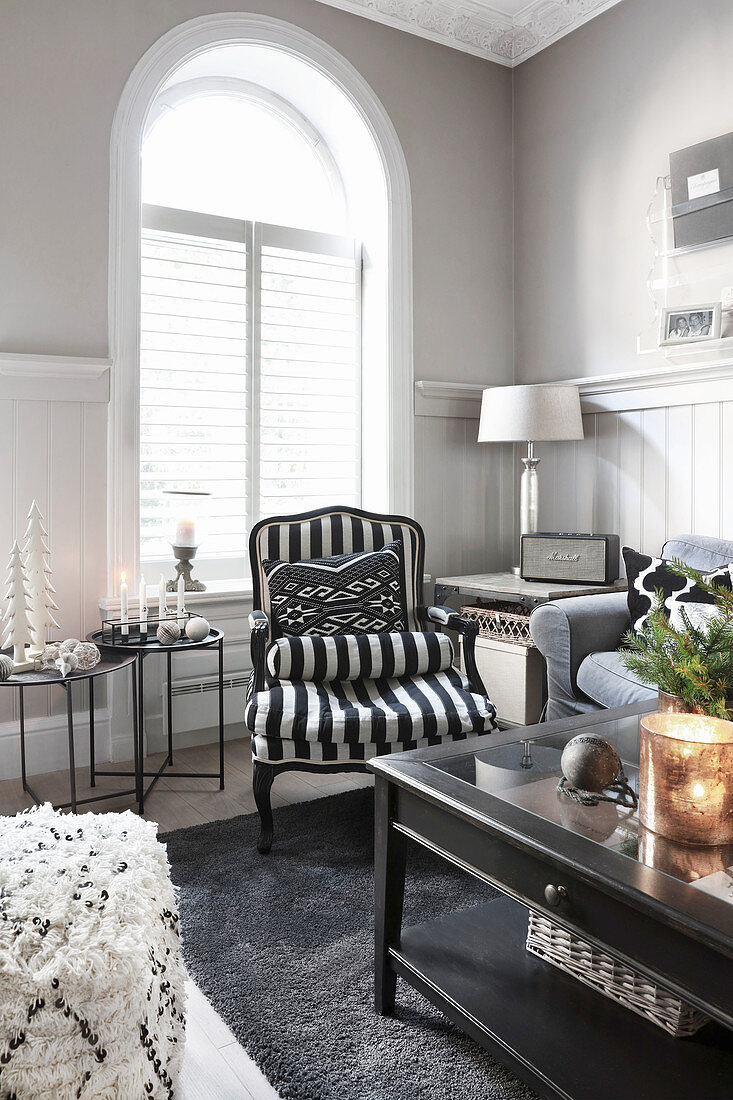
[428,707,733,909]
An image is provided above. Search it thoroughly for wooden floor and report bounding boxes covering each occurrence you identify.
[0,737,372,1099]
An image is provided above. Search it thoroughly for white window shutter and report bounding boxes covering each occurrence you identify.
[256,223,361,517]
[140,206,361,576]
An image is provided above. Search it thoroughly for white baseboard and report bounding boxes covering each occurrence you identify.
[0,708,112,783]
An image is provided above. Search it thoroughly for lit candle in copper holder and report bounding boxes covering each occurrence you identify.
[639,712,733,846]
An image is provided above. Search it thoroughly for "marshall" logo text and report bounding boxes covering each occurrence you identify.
[547,551,580,562]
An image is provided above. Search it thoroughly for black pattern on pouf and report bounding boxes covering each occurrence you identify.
[0,804,186,1100]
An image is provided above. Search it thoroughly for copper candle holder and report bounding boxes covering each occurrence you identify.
[639,712,733,846]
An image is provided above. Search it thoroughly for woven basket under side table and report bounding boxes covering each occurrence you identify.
[526,912,710,1037]
[460,603,534,647]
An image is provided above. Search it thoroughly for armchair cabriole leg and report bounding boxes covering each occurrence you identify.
[253,761,275,854]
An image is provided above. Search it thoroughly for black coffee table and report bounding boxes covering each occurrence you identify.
[368,701,733,1100]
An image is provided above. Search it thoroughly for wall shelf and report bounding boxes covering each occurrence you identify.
[637,335,733,367]
[638,175,733,362]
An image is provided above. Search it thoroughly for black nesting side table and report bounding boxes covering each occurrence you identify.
[1,645,139,813]
[88,627,225,813]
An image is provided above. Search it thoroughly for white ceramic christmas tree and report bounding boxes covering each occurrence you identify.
[23,500,60,659]
[2,540,34,669]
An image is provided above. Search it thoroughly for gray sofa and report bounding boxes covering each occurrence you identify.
[529,534,733,720]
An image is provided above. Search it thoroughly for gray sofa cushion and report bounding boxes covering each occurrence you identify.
[662,535,733,572]
[576,650,656,709]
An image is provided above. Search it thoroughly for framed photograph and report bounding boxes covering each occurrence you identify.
[659,303,722,346]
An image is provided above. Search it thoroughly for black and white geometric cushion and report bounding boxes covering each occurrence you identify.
[266,630,454,682]
[623,546,732,632]
[263,540,407,637]
[246,666,497,745]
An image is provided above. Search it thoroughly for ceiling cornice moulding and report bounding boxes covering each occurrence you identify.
[310,0,624,66]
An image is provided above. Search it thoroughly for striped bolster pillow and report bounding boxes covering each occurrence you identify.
[266,631,454,682]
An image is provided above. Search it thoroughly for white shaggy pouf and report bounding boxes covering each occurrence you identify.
[0,804,186,1099]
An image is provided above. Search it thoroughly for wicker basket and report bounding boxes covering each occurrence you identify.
[461,604,534,647]
[526,912,710,1037]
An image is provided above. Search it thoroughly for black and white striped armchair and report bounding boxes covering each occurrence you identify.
[245,505,497,852]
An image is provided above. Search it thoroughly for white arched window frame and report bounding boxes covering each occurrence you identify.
[108,14,413,596]
[144,76,348,229]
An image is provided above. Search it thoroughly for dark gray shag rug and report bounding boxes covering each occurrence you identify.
[162,788,536,1100]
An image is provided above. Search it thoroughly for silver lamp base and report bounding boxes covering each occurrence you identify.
[513,441,540,575]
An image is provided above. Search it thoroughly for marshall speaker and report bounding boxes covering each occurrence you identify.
[520,533,620,586]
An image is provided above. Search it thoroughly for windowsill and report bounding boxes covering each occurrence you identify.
[99,578,254,614]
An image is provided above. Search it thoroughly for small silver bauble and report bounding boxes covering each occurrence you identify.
[157,621,182,645]
[560,735,620,794]
[185,617,210,642]
[0,654,14,681]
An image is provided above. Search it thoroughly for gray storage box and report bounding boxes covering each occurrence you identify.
[670,131,733,250]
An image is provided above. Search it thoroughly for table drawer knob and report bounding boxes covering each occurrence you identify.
[544,884,567,907]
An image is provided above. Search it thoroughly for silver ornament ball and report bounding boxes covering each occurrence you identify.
[560,735,620,793]
[0,654,14,681]
[73,641,101,671]
[157,621,182,645]
[185,617,210,642]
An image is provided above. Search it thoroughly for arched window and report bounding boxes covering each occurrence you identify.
[109,16,413,592]
[140,79,359,580]
[142,80,346,232]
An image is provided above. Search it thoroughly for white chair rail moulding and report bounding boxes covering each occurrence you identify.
[108,12,414,598]
[414,359,733,418]
[0,354,111,402]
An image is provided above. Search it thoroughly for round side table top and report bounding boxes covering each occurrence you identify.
[0,644,136,687]
[87,627,223,654]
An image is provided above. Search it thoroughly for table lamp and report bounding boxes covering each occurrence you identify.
[478,384,584,569]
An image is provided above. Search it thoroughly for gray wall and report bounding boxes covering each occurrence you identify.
[513,0,733,382]
[0,0,514,387]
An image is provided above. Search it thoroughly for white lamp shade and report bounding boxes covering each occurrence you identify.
[477,384,584,443]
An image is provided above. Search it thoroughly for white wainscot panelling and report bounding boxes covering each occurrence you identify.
[414,415,514,582]
[419,371,733,568]
[0,397,109,780]
[543,401,733,558]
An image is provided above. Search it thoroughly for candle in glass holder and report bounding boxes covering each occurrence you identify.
[158,574,167,621]
[120,571,129,637]
[639,712,733,845]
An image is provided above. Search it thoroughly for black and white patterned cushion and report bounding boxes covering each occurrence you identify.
[246,666,497,747]
[263,540,407,637]
[623,546,732,633]
[266,630,454,682]
[251,729,476,764]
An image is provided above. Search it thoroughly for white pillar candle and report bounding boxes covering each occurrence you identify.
[139,577,148,637]
[120,572,129,637]
[177,573,186,627]
[158,574,167,621]
[175,518,196,547]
